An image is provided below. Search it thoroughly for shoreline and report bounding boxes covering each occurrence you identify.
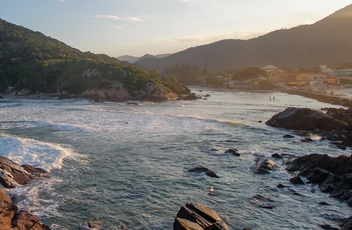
[280,88,352,108]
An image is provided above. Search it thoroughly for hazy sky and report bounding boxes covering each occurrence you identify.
[1,1,351,57]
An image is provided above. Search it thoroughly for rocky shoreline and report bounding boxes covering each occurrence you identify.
[2,89,352,229]
[0,156,50,229]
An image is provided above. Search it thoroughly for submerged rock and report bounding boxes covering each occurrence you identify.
[174,203,229,230]
[250,195,276,209]
[188,166,219,178]
[225,148,240,156]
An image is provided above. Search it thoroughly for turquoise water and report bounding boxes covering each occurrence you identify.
[0,87,351,229]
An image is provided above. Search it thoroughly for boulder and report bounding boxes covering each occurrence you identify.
[0,200,18,230]
[188,166,219,178]
[266,107,348,131]
[0,156,47,188]
[254,157,279,174]
[17,88,32,96]
[174,203,229,230]
[225,149,240,156]
[286,153,352,205]
[12,210,50,230]
[283,134,295,138]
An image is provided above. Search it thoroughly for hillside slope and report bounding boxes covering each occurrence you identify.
[135,4,352,73]
[0,19,188,96]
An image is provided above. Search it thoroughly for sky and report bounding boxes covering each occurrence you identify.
[1,0,351,57]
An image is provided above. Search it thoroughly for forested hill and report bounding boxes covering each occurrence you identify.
[0,19,188,95]
[135,4,352,74]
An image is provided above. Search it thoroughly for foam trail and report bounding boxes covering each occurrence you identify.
[0,134,75,172]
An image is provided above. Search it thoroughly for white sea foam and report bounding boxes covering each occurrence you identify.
[0,134,75,171]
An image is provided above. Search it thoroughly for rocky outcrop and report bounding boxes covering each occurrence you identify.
[0,156,47,188]
[81,68,101,78]
[266,107,348,131]
[0,189,50,230]
[0,156,50,229]
[82,87,131,102]
[82,83,178,102]
[174,203,229,230]
[17,88,33,96]
[135,83,178,102]
[286,153,352,206]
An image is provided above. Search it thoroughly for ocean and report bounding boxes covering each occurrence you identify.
[0,87,351,230]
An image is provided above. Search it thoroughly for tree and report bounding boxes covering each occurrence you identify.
[232,67,268,81]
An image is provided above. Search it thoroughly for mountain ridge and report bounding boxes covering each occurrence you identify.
[135,4,352,73]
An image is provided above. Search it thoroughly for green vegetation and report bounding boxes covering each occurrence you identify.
[0,19,189,95]
[163,62,200,84]
[232,67,268,81]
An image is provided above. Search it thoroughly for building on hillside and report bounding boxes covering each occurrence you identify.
[307,73,328,80]
[320,65,334,75]
[262,65,282,77]
[332,69,352,77]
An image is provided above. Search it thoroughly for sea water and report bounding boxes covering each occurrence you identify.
[0,87,351,229]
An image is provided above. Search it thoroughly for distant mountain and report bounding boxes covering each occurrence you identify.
[118,53,171,63]
[117,55,140,63]
[0,19,187,95]
[135,4,352,74]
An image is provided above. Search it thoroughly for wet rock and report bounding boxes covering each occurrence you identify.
[289,175,305,185]
[340,217,352,230]
[0,156,47,188]
[12,210,51,230]
[88,221,104,230]
[178,93,199,100]
[271,153,283,159]
[318,201,329,205]
[286,153,352,206]
[225,148,240,156]
[0,189,12,205]
[174,203,229,230]
[0,190,49,230]
[319,224,339,230]
[283,134,295,138]
[254,157,279,174]
[300,137,313,142]
[21,164,47,177]
[266,107,348,131]
[250,195,275,209]
[0,200,18,230]
[188,166,219,178]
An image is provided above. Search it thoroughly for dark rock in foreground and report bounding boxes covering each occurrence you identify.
[286,153,352,206]
[174,203,229,230]
[266,107,348,131]
[0,188,50,230]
